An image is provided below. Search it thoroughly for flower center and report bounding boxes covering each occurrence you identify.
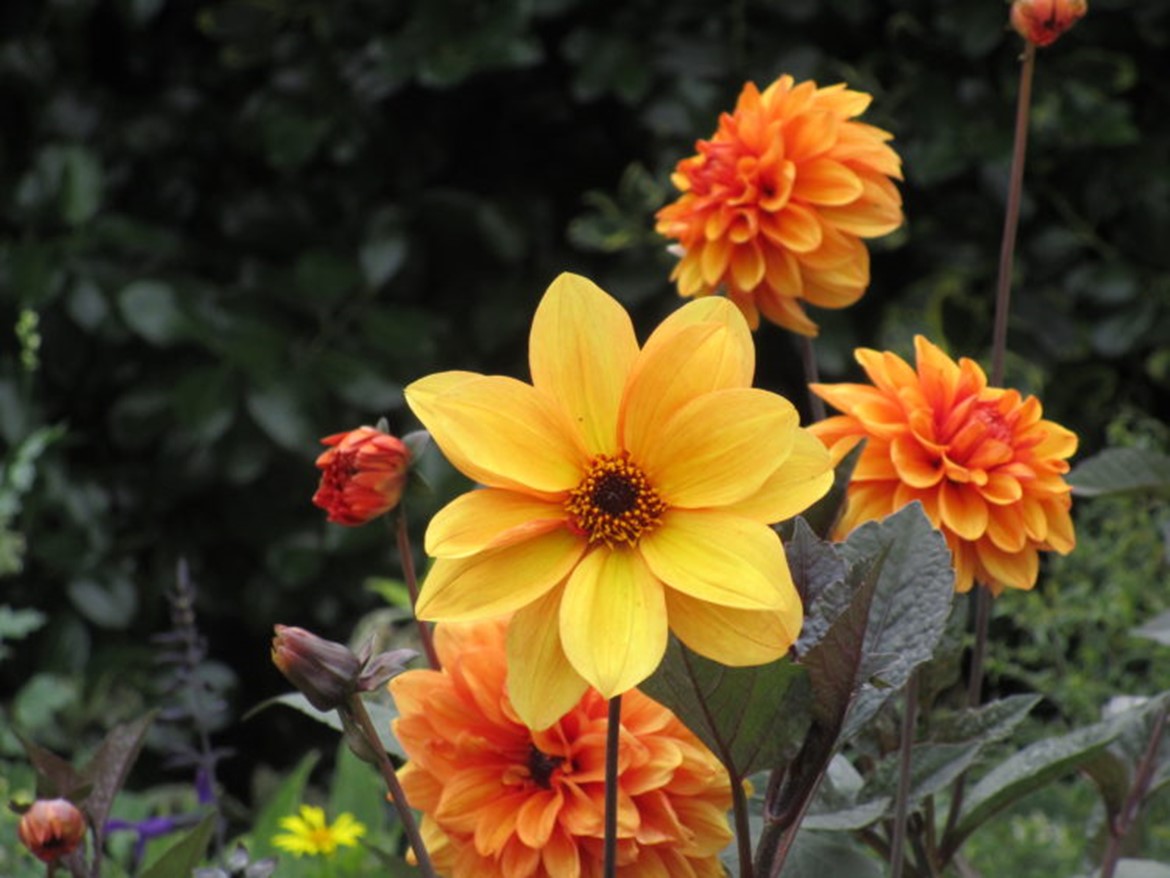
[972,403,1012,445]
[564,453,666,547]
[527,744,566,790]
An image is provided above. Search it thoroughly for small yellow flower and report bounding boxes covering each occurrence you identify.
[271,805,365,857]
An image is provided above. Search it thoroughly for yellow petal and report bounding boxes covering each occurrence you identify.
[639,510,790,610]
[425,489,566,558]
[621,321,754,459]
[642,388,798,509]
[529,273,638,455]
[558,548,668,698]
[644,295,755,383]
[415,529,585,621]
[725,428,833,522]
[507,586,590,731]
[665,588,799,665]
[405,373,586,493]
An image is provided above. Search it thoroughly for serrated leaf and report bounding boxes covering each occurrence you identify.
[640,639,813,778]
[139,812,217,878]
[929,694,1042,746]
[951,699,1163,850]
[786,519,848,650]
[250,692,404,758]
[1068,447,1170,497]
[838,503,956,740]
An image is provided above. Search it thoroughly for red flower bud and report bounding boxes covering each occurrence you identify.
[312,427,410,526]
[1010,0,1087,47]
[17,798,87,863]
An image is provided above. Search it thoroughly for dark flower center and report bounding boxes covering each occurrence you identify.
[527,744,566,789]
[564,453,667,547]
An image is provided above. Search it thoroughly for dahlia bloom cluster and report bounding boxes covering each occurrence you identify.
[404,273,832,728]
[656,75,904,336]
[391,619,733,878]
[810,336,1077,594]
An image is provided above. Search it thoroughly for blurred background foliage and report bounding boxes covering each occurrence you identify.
[2,0,1170,867]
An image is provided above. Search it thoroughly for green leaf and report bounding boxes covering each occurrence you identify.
[59,146,102,226]
[1132,609,1170,646]
[66,576,137,630]
[328,741,388,835]
[786,519,848,653]
[929,694,1043,746]
[118,280,186,345]
[951,699,1163,850]
[251,692,405,758]
[640,639,813,779]
[138,812,216,878]
[0,605,47,642]
[778,830,884,878]
[245,385,316,452]
[1067,447,1170,497]
[246,750,320,861]
[1104,861,1170,878]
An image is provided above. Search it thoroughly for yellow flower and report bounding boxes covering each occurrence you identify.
[391,618,733,878]
[656,75,904,336]
[405,273,833,729]
[271,805,365,857]
[810,335,1077,595]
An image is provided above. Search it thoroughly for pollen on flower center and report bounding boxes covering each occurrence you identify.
[564,453,666,547]
[527,744,566,789]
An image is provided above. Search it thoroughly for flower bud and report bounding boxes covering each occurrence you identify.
[312,427,411,526]
[1010,0,1087,47]
[271,625,362,711]
[17,798,87,863]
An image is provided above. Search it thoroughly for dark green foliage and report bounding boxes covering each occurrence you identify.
[2,0,1169,855]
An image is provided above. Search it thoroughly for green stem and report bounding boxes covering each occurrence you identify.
[393,507,440,670]
[891,670,920,878]
[989,40,1036,386]
[345,696,438,878]
[603,694,623,878]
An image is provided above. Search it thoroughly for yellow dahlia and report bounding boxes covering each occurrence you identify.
[810,335,1077,595]
[655,74,904,336]
[405,272,832,729]
[390,619,733,878]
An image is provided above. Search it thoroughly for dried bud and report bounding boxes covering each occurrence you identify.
[17,798,87,863]
[1010,0,1087,47]
[312,427,411,526]
[272,626,417,712]
[271,626,362,711]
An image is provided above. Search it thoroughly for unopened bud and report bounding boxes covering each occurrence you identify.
[1010,0,1087,47]
[17,798,87,863]
[271,626,362,711]
[312,427,411,526]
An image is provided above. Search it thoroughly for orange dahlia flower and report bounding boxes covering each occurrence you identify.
[405,273,832,729]
[655,75,904,336]
[1010,0,1087,47]
[810,335,1077,595]
[390,619,733,878]
[312,426,410,525]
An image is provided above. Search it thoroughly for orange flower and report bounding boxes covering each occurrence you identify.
[655,75,904,337]
[390,619,733,878]
[312,426,410,525]
[1010,0,1087,47]
[18,798,87,863]
[810,336,1076,595]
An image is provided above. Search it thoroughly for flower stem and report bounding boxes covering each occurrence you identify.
[603,694,623,878]
[891,670,921,878]
[1100,704,1169,878]
[393,507,440,670]
[344,696,437,878]
[989,40,1036,386]
[799,336,827,423]
[731,771,754,878]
